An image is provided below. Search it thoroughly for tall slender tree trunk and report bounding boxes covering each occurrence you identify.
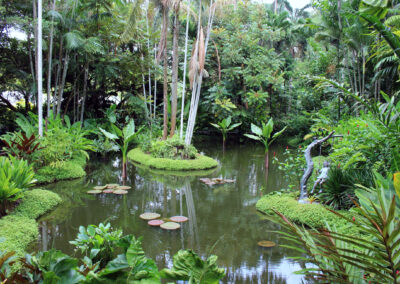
[27,33,35,113]
[170,1,180,137]
[80,62,89,123]
[154,44,157,119]
[146,3,152,118]
[33,0,38,109]
[56,52,70,116]
[162,6,169,140]
[53,37,64,116]
[46,0,56,118]
[180,0,191,139]
[37,0,43,137]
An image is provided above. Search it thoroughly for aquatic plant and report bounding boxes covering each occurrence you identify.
[210,116,241,151]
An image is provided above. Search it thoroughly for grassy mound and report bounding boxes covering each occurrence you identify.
[35,159,86,184]
[128,148,218,171]
[0,189,61,259]
[256,193,358,235]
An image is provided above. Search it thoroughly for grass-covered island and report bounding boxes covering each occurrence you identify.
[128,136,218,171]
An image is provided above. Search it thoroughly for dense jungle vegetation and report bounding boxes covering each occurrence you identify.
[1,0,400,282]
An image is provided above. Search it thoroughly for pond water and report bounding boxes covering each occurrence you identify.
[37,141,307,283]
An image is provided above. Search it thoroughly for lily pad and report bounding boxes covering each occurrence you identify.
[148,219,164,226]
[169,216,188,223]
[87,190,102,194]
[199,178,236,186]
[93,185,106,190]
[103,189,114,194]
[113,189,128,195]
[160,222,181,230]
[116,186,131,190]
[140,213,161,220]
[106,183,120,189]
[257,241,276,248]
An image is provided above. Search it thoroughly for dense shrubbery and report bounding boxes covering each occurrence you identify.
[142,136,198,160]
[0,156,35,216]
[0,223,225,283]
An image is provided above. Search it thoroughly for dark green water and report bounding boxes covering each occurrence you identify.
[37,143,306,283]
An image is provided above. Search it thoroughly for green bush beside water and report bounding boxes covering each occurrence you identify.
[0,189,61,259]
[35,159,86,184]
[128,148,218,171]
[256,193,358,235]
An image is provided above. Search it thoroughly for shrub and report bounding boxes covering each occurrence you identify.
[317,167,374,210]
[0,156,35,216]
[128,148,218,171]
[13,189,62,219]
[147,136,198,160]
[35,160,86,184]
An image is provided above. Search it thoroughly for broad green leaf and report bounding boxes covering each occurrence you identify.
[227,122,242,131]
[160,250,225,284]
[394,172,400,198]
[262,118,273,139]
[244,134,262,141]
[99,128,118,140]
[225,116,232,128]
[123,119,136,140]
[210,123,221,130]
[250,124,262,136]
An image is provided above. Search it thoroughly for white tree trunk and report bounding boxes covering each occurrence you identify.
[180,0,191,139]
[37,0,43,137]
[46,0,56,118]
[185,0,216,145]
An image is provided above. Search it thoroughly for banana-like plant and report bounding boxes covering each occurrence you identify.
[244,118,286,169]
[100,119,143,180]
[210,116,241,151]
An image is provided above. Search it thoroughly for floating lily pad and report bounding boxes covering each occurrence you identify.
[140,213,161,220]
[160,222,181,230]
[87,190,102,194]
[170,216,188,223]
[103,189,114,194]
[106,184,119,189]
[93,185,106,190]
[257,241,276,248]
[116,186,131,190]
[199,178,236,186]
[148,219,164,226]
[113,189,128,195]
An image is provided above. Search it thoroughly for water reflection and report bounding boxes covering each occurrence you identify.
[36,143,306,283]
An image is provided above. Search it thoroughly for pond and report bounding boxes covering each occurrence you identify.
[36,141,307,283]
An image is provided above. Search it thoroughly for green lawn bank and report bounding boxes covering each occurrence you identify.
[256,192,359,235]
[128,148,218,171]
[35,156,87,184]
[0,189,62,260]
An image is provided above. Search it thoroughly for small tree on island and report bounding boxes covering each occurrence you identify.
[244,118,286,169]
[210,117,241,151]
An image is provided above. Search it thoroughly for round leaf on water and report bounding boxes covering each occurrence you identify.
[103,189,114,193]
[106,184,120,189]
[257,241,276,248]
[169,216,188,223]
[140,213,161,220]
[148,219,164,226]
[116,186,131,190]
[93,185,106,190]
[87,190,102,194]
[160,222,181,230]
[113,189,128,195]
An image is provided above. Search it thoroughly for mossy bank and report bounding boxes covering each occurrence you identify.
[256,193,359,235]
[128,148,218,171]
[35,156,86,184]
[0,189,62,259]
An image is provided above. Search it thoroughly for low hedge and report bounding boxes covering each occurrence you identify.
[128,148,218,171]
[35,160,86,184]
[256,193,358,235]
[0,189,61,260]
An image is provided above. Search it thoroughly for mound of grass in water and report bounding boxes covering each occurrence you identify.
[256,193,359,235]
[128,148,218,171]
[35,159,86,184]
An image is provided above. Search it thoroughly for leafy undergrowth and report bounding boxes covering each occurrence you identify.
[128,148,218,171]
[35,159,86,184]
[256,193,360,235]
[0,189,61,262]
